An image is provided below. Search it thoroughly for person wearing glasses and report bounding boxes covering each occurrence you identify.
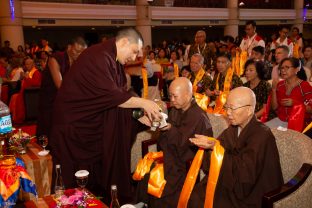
[266,57,312,132]
[187,87,283,208]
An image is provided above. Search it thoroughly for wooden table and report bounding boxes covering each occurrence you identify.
[19,142,53,200]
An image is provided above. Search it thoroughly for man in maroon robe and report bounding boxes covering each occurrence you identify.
[136,77,213,207]
[188,87,283,208]
[50,28,161,204]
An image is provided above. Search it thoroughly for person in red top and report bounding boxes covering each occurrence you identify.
[9,56,42,123]
[239,20,265,57]
[266,57,312,132]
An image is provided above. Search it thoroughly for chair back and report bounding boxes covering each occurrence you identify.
[269,128,312,208]
[206,113,229,138]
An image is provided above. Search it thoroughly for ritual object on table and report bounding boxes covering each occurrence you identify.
[8,129,36,154]
[0,155,37,207]
[50,188,104,208]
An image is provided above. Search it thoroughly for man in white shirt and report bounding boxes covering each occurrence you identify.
[240,20,265,57]
[270,26,293,57]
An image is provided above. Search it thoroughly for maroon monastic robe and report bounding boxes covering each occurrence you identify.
[50,38,139,204]
[136,100,213,208]
[188,116,284,208]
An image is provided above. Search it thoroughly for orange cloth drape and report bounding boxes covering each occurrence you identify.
[293,43,300,59]
[177,137,224,208]
[239,51,247,77]
[133,152,167,198]
[141,68,148,99]
[208,67,234,114]
[192,68,206,93]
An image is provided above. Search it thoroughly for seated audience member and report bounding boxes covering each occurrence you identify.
[181,65,191,79]
[206,53,243,113]
[136,77,213,208]
[243,59,271,118]
[156,48,169,64]
[188,87,283,208]
[303,45,312,72]
[9,56,42,123]
[170,50,183,71]
[266,57,312,132]
[250,46,272,80]
[190,53,212,95]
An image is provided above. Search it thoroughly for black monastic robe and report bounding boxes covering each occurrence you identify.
[50,38,140,204]
[136,100,213,208]
[189,116,284,208]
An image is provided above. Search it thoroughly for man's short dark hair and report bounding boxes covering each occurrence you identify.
[216,52,231,61]
[276,45,290,55]
[116,28,144,45]
[279,25,290,31]
[68,36,87,47]
[303,45,312,52]
[252,46,265,55]
[245,20,256,27]
[292,27,299,33]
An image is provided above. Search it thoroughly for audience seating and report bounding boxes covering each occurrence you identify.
[262,128,312,208]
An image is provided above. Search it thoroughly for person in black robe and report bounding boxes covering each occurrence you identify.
[136,77,213,207]
[188,87,284,208]
[37,37,87,137]
[50,28,162,204]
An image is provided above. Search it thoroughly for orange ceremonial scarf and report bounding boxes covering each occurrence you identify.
[208,67,234,114]
[141,67,148,99]
[177,137,225,208]
[293,43,300,59]
[133,152,166,198]
[239,51,247,76]
[192,68,206,93]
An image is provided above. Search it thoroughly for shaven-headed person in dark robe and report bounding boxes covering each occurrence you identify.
[188,87,283,208]
[50,28,162,204]
[136,77,213,208]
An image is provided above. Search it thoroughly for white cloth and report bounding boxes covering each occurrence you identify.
[240,33,265,57]
[270,37,294,57]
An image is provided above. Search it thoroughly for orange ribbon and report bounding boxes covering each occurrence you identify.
[194,93,210,112]
[293,43,300,59]
[148,162,166,198]
[235,51,240,76]
[133,152,167,198]
[192,68,206,93]
[209,67,234,114]
[177,137,224,208]
[141,67,148,99]
[303,121,312,134]
[204,139,224,208]
[173,63,179,79]
[239,51,247,77]
[177,149,204,208]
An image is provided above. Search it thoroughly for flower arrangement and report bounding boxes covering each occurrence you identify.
[53,189,102,208]
[8,129,36,154]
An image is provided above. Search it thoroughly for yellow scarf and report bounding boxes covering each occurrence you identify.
[177,137,224,208]
[293,43,300,59]
[208,68,234,114]
[239,51,247,76]
[192,68,206,93]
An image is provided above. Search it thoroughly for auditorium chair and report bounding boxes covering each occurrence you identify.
[262,128,312,208]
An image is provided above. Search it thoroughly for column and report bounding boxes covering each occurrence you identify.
[0,0,24,50]
[224,0,239,38]
[293,0,304,32]
[136,0,152,47]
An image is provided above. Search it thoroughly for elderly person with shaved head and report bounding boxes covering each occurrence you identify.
[136,77,213,208]
[188,87,283,208]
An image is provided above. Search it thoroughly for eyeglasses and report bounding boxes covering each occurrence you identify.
[280,66,294,70]
[224,104,251,112]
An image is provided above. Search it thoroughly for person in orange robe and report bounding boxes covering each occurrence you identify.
[9,56,42,123]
